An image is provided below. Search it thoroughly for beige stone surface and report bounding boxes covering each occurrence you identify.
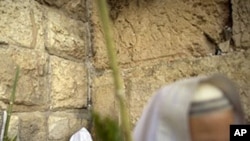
[92,0,230,69]
[36,0,86,21]
[0,51,16,101]
[0,0,249,140]
[48,111,88,141]
[92,50,250,124]
[0,0,44,50]
[9,115,20,141]
[45,7,86,61]
[126,50,250,126]
[18,112,47,141]
[92,71,118,118]
[232,0,250,48]
[50,56,87,109]
[0,48,48,108]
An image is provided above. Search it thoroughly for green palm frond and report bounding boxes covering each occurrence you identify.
[93,112,124,141]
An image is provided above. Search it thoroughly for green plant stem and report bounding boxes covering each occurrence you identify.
[3,66,19,141]
[95,1,132,141]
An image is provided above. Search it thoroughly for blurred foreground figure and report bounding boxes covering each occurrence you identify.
[133,74,245,141]
[70,128,92,141]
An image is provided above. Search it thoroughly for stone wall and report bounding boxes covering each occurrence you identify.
[0,0,90,140]
[0,0,249,140]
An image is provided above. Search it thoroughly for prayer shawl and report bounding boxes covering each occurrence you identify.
[133,74,245,141]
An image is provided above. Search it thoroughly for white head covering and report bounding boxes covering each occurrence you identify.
[70,128,92,141]
[190,83,232,116]
[133,74,245,141]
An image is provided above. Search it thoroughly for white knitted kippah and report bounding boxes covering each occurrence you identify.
[190,83,232,116]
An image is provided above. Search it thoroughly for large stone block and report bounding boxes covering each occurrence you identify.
[0,112,20,141]
[92,51,250,125]
[232,0,250,48]
[50,56,87,109]
[126,50,250,126]
[91,0,229,69]
[45,7,86,61]
[48,111,88,141]
[0,48,48,109]
[19,112,47,141]
[0,52,16,100]
[0,0,44,49]
[8,115,19,141]
[92,71,118,118]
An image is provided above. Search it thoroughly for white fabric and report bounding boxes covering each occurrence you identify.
[133,77,201,141]
[69,128,92,141]
[190,83,232,116]
[192,83,224,102]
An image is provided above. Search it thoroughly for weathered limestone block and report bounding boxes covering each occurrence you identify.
[232,0,250,48]
[0,48,48,108]
[92,50,250,124]
[0,0,44,49]
[92,0,229,69]
[18,112,46,141]
[36,0,87,21]
[50,56,87,109]
[48,111,88,141]
[126,50,250,126]
[8,115,19,141]
[0,113,20,141]
[92,71,118,117]
[63,0,87,22]
[124,67,168,126]
[45,8,86,61]
[0,52,16,101]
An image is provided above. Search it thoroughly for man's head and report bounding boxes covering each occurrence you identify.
[133,74,245,141]
[189,83,234,141]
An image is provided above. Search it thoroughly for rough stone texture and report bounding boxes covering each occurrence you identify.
[0,113,20,141]
[35,0,86,22]
[0,0,90,140]
[18,112,47,141]
[126,50,250,126]
[232,0,250,49]
[0,48,48,109]
[45,7,86,61]
[9,115,20,141]
[0,0,249,140]
[50,56,87,109]
[92,71,118,117]
[48,111,88,141]
[92,50,250,126]
[36,0,69,8]
[92,0,230,69]
[0,0,45,50]
[49,116,68,140]
[0,50,16,103]
[2,111,88,141]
